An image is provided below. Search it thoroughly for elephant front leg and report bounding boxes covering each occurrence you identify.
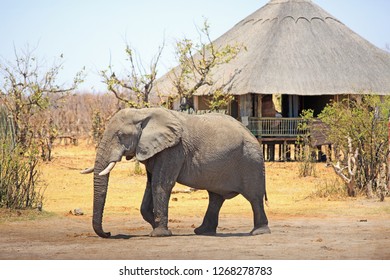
[149,184,174,237]
[195,191,225,235]
[140,171,155,229]
[146,146,184,237]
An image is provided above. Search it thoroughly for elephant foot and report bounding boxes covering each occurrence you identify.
[250,225,271,235]
[194,225,217,236]
[150,227,172,237]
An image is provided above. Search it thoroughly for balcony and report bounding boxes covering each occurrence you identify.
[248,117,306,139]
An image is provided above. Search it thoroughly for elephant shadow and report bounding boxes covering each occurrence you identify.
[109,234,133,239]
[214,232,251,237]
[93,232,252,239]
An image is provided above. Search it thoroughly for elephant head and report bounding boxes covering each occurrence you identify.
[81,108,182,238]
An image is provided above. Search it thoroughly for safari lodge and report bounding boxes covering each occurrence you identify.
[154,0,390,161]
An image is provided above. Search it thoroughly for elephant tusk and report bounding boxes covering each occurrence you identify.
[80,167,94,174]
[99,162,116,176]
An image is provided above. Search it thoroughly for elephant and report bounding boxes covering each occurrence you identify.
[81,107,270,238]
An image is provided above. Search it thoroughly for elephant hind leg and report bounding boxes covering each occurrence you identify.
[195,191,225,235]
[249,198,271,235]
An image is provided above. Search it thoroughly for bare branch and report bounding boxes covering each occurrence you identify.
[171,18,243,113]
[101,39,164,108]
[0,45,84,150]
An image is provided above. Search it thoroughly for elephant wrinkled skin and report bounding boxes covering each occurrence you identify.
[82,108,270,238]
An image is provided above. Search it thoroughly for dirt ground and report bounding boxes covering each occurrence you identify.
[0,143,389,260]
[0,214,389,260]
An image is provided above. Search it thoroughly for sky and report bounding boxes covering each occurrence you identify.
[1,0,389,93]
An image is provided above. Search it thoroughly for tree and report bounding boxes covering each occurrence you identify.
[206,89,234,112]
[0,46,84,210]
[318,95,390,198]
[101,43,164,109]
[0,45,84,154]
[47,93,118,146]
[171,19,243,112]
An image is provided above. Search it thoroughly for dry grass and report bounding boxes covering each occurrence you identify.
[20,141,389,222]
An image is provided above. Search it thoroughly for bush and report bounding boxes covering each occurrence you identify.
[0,139,44,209]
[297,109,317,177]
[310,179,348,200]
[318,95,390,198]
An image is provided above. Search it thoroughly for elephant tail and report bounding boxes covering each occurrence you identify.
[264,191,270,207]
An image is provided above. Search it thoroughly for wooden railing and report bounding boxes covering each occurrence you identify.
[181,110,307,139]
[248,117,307,138]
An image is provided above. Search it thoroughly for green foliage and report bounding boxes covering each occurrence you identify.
[101,42,164,109]
[36,117,59,161]
[91,110,105,145]
[133,160,144,176]
[0,139,44,209]
[0,107,44,208]
[0,46,84,154]
[298,155,316,178]
[0,46,83,209]
[318,95,390,198]
[173,19,243,110]
[101,20,242,113]
[207,89,234,112]
[296,109,316,177]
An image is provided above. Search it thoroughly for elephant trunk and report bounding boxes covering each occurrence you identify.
[92,146,112,238]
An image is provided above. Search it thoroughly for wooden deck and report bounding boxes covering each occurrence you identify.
[248,117,306,138]
[248,117,328,162]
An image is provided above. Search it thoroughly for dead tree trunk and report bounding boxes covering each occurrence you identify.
[330,137,358,197]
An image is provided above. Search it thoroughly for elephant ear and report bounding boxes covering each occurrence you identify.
[136,108,183,161]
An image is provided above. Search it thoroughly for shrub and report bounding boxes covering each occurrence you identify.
[310,179,348,200]
[297,109,317,177]
[318,95,390,198]
[0,139,44,209]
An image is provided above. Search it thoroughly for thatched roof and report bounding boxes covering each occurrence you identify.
[155,0,390,97]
